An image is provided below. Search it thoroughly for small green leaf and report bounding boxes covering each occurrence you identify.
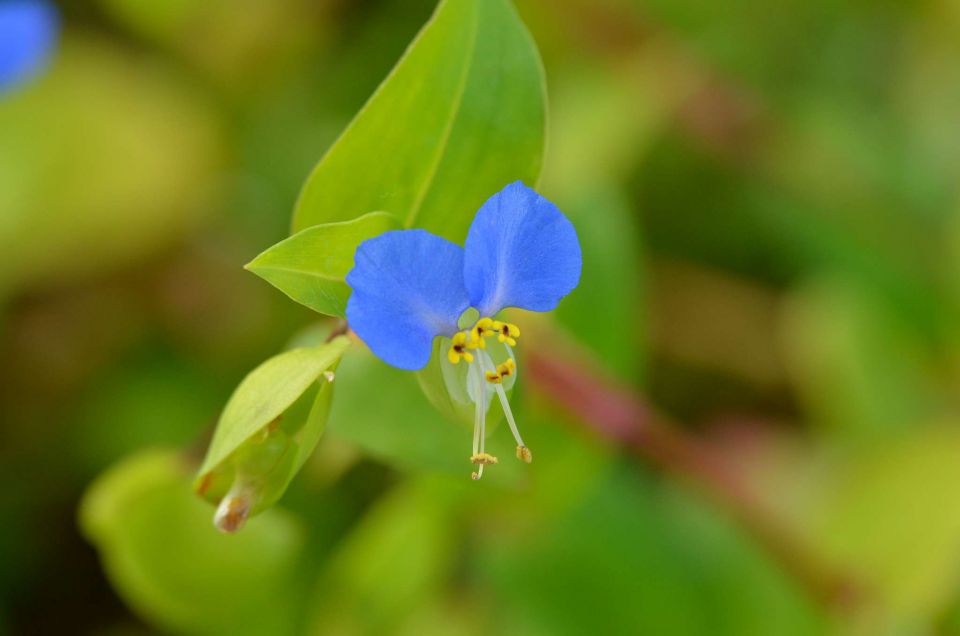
[198,337,350,478]
[245,212,399,318]
[292,0,546,242]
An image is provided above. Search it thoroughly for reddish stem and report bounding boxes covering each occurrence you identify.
[527,343,862,614]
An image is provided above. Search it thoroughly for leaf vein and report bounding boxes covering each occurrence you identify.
[403,2,481,228]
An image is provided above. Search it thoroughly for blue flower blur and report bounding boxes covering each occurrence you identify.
[346,181,582,478]
[0,0,59,92]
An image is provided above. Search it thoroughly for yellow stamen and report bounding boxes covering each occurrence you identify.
[470,452,498,465]
[492,320,520,346]
[448,332,474,364]
[516,445,533,463]
[468,317,495,349]
[484,358,515,384]
[462,320,527,479]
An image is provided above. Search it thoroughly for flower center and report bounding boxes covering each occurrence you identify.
[447,317,531,480]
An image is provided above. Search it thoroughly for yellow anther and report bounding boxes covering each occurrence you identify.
[469,317,496,349]
[448,332,474,364]
[496,358,516,379]
[470,452,499,465]
[516,445,533,464]
[485,358,515,384]
[492,321,520,346]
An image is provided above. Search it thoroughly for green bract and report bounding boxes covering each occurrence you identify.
[246,212,399,318]
[195,337,349,526]
[292,0,545,243]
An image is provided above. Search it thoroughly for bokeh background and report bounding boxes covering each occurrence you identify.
[3,0,960,634]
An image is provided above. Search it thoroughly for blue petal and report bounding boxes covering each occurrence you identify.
[0,0,59,93]
[464,182,582,317]
[346,229,469,371]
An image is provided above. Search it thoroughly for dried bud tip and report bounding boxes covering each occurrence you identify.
[195,472,214,496]
[516,445,532,464]
[213,495,250,534]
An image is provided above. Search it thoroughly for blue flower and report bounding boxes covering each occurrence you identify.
[0,0,59,93]
[346,181,581,478]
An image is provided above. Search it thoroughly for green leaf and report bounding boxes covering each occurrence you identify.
[305,479,457,634]
[246,212,399,318]
[198,337,350,478]
[481,467,822,636]
[80,449,304,636]
[292,0,546,242]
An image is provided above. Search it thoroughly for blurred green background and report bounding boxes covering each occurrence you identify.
[3,0,960,634]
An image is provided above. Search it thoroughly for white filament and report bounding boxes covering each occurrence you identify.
[471,362,482,456]
[470,360,487,479]
[478,349,525,448]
